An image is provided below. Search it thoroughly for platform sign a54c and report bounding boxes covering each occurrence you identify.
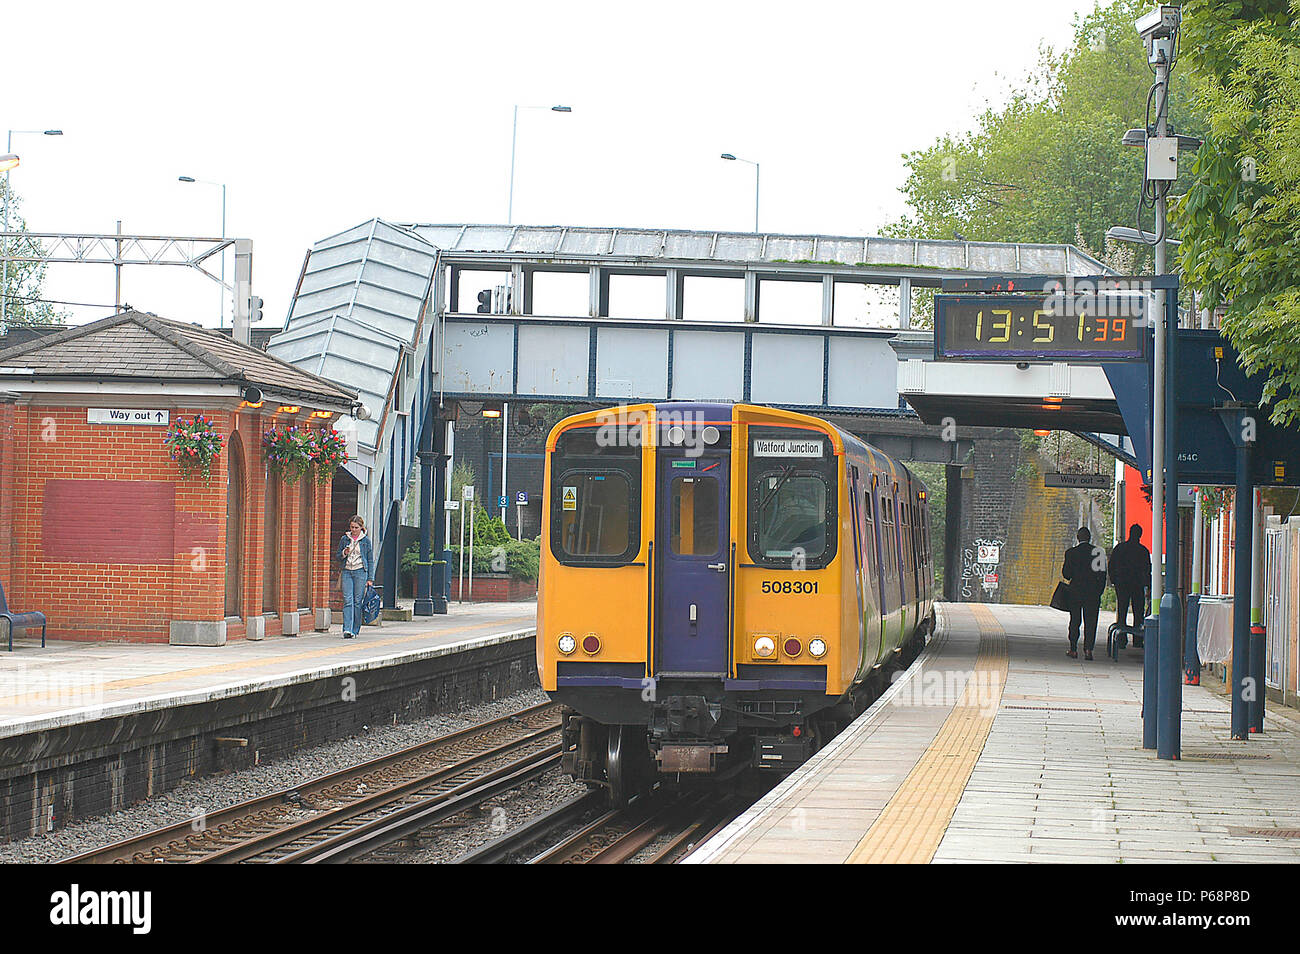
[936,292,1147,362]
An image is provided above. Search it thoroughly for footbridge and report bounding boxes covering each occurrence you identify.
[268,219,1115,611]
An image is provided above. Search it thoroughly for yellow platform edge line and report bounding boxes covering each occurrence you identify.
[846,604,1008,864]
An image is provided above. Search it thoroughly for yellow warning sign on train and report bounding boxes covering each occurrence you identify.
[562,486,577,511]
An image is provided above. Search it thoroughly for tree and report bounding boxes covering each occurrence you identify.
[886,0,1205,259]
[0,180,62,326]
[1175,0,1300,423]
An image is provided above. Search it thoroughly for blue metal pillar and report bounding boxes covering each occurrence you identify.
[1158,592,1182,758]
[1142,614,1159,749]
[414,407,435,616]
[1156,285,1181,759]
[431,415,449,614]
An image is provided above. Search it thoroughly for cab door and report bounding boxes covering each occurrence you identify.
[656,455,730,674]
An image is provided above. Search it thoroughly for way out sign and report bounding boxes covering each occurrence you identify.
[88,408,169,426]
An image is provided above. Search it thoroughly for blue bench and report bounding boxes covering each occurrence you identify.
[0,579,46,651]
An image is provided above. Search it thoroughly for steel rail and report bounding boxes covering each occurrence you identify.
[59,702,560,864]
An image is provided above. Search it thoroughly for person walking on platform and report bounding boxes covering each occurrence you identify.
[338,515,374,640]
[1109,523,1151,649]
[1062,527,1107,660]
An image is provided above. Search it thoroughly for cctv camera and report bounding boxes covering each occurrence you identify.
[353,404,371,421]
[1135,5,1179,41]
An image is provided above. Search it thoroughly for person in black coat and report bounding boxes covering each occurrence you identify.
[1062,527,1108,659]
[1108,523,1151,648]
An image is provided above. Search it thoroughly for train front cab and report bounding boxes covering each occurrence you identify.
[539,403,923,801]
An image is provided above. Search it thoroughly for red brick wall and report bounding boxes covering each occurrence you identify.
[0,403,336,642]
[448,574,536,602]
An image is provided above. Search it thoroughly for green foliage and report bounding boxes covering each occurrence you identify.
[446,537,540,581]
[0,182,63,325]
[1175,0,1300,423]
[471,507,513,547]
[885,0,1204,257]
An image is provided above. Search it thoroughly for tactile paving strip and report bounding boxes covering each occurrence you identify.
[845,603,1008,864]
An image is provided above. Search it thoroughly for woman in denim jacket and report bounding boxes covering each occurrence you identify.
[338,514,375,639]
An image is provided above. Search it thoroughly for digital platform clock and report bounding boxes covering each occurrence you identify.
[935,293,1148,362]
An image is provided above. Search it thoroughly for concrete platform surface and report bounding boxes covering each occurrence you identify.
[691,602,1300,864]
[0,601,537,737]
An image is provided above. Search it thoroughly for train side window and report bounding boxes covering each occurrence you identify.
[553,470,638,564]
[670,477,719,556]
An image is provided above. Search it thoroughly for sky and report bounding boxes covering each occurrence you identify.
[3,0,1102,331]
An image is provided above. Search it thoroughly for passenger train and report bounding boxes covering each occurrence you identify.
[537,402,936,803]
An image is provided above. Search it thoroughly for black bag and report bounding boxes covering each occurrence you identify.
[1049,580,1071,612]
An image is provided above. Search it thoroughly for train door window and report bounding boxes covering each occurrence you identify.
[555,471,636,563]
[879,495,893,578]
[670,477,719,555]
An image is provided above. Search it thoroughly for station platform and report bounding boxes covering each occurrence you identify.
[0,601,537,738]
[691,602,1300,864]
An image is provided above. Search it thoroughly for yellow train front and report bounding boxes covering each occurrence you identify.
[538,402,935,803]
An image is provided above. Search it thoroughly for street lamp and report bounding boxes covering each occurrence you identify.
[721,153,761,232]
[178,176,228,328]
[507,105,572,225]
[2,129,62,328]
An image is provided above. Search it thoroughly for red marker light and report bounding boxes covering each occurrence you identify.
[582,634,601,654]
[784,637,802,657]
[792,726,802,737]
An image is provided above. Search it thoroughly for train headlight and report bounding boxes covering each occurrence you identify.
[808,638,827,658]
[582,633,601,655]
[753,635,776,659]
[558,633,577,655]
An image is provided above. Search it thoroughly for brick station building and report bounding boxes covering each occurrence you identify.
[0,310,358,644]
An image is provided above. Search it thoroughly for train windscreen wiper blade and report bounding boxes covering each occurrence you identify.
[756,465,796,517]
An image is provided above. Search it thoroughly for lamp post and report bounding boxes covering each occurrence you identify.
[2,129,62,327]
[721,153,760,232]
[508,105,572,225]
[178,176,227,327]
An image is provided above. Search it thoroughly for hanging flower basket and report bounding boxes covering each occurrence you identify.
[263,425,316,485]
[315,427,349,484]
[164,416,223,481]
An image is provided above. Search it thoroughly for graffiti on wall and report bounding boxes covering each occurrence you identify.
[960,537,1005,600]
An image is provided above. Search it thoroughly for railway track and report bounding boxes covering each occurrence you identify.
[523,789,747,864]
[61,702,563,864]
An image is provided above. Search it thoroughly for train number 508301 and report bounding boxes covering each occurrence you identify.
[760,581,818,594]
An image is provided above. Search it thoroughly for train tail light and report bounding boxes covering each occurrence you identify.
[783,637,802,658]
[582,633,601,655]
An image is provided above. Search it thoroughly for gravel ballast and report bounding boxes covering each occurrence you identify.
[1,687,552,864]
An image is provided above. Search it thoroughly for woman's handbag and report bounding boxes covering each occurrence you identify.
[361,583,382,625]
[1049,580,1072,612]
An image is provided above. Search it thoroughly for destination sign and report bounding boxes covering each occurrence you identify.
[936,293,1147,361]
[752,438,824,458]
